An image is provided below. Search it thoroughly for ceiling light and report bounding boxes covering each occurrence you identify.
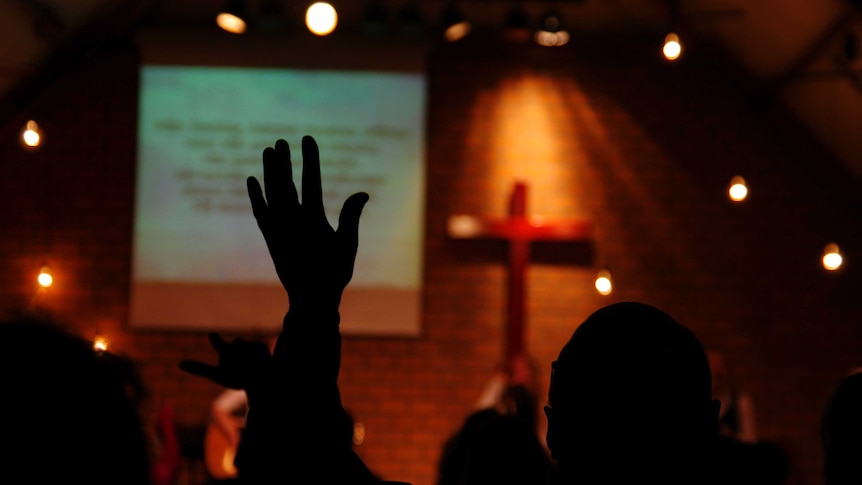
[217,0,247,34]
[442,3,471,42]
[663,32,682,61]
[306,2,338,36]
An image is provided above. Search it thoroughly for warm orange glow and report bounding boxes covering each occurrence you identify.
[306,2,338,36]
[823,243,843,271]
[93,336,108,352]
[352,422,366,446]
[595,270,613,295]
[216,12,246,34]
[728,176,748,202]
[663,33,682,61]
[37,266,53,288]
[22,120,41,147]
[445,21,471,42]
[448,215,482,237]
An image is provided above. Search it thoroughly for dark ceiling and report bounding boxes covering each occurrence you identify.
[2,0,861,180]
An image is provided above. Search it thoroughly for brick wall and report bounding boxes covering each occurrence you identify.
[1,37,861,485]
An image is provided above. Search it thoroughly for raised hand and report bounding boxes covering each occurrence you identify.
[179,333,271,391]
[246,136,369,314]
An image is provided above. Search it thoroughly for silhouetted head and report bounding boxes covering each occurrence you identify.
[0,318,149,484]
[545,302,719,484]
[822,371,862,485]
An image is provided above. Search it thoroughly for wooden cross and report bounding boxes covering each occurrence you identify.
[448,181,593,363]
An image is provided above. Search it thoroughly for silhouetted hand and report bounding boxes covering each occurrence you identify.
[246,136,369,314]
[179,333,271,390]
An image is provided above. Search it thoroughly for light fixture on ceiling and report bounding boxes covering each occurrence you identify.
[662,32,682,61]
[217,0,247,34]
[442,2,471,42]
[21,120,42,148]
[535,8,569,47]
[728,176,748,202]
[823,243,843,271]
[306,2,338,36]
[595,269,613,296]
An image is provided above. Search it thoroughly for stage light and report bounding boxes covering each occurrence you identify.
[442,3,470,42]
[306,2,338,36]
[535,9,569,47]
[217,0,247,34]
[728,176,747,202]
[37,265,53,288]
[595,270,612,296]
[823,243,843,271]
[663,32,682,61]
[22,120,42,147]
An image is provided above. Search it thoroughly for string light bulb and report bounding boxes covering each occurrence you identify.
[306,2,338,36]
[728,176,748,202]
[595,270,613,296]
[37,265,53,288]
[22,120,42,148]
[823,243,843,271]
[662,32,682,61]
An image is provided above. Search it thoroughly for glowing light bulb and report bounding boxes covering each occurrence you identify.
[823,243,843,271]
[595,270,613,296]
[663,33,682,61]
[37,266,53,288]
[445,21,471,42]
[306,2,338,36]
[217,12,247,34]
[93,336,108,352]
[22,120,42,147]
[728,176,748,202]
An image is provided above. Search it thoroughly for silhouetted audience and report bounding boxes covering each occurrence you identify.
[0,317,150,484]
[822,370,862,485]
[545,302,720,485]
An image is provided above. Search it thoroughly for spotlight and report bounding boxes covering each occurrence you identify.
[663,32,682,61]
[535,9,569,47]
[306,2,338,36]
[21,120,42,148]
[823,243,843,271]
[504,3,530,43]
[442,3,470,42]
[217,0,247,34]
[728,176,748,202]
[37,265,53,288]
[594,270,613,296]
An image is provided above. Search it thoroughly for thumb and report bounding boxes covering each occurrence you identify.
[336,192,369,246]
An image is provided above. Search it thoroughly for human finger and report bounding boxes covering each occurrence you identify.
[263,139,298,210]
[300,135,326,221]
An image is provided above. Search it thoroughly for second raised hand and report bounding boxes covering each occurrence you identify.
[246,136,369,313]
